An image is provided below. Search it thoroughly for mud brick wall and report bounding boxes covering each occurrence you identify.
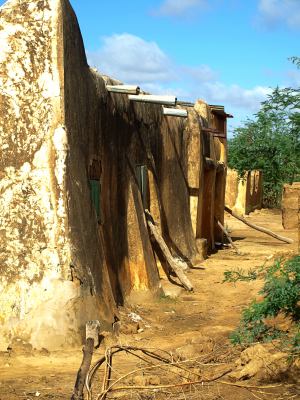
[0,0,229,349]
[282,183,300,230]
[225,169,263,215]
[0,0,116,351]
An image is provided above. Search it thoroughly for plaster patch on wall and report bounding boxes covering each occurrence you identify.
[0,276,82,350]
[53,125,68,186]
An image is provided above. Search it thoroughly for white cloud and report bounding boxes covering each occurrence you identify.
[87,34,176,84]
[87,33,217,90]
[201,82,272,111]
[155,0,208,16]
[87,33,271,128]
[258,0,300,29]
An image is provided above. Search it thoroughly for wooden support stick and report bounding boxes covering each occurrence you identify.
[225,206,294,244]
[71,321,101,400]
[145,210,193,291]
[216,218,241,255]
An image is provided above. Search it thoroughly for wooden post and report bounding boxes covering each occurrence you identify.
[71,321,101,400]
[225,206,294,244]
[145,210,193,291]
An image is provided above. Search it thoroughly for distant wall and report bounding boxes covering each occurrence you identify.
[226,169,263,215]
[282,183,300,230]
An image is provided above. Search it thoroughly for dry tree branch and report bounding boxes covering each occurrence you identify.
[103,368,232,394]
[85,345,284,400]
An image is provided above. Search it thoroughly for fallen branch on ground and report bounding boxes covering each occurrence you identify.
[107,369,232,393]
[84,345,285,400]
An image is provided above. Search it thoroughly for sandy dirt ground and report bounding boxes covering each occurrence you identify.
[0,209,299,400]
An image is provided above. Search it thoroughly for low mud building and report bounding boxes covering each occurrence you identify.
[0,0,231,350]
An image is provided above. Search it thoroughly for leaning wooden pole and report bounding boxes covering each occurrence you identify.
[216,218,241,255]
[225,206,294,244]
[145,210,193,291]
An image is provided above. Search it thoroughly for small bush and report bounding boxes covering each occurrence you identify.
[224,255,300,359]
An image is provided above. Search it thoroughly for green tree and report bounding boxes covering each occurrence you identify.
[228,57,300,208]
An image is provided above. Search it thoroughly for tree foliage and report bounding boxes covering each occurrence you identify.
[228,57,300,208]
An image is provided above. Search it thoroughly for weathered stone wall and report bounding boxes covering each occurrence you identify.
[282,183,300,230]
[0,0,229,349]
[225,169,263,215]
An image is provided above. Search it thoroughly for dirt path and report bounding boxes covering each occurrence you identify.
[0,209,298,399]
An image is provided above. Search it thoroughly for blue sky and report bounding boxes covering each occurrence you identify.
[1,0,299,134]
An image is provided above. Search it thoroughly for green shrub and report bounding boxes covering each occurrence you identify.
[224,255,300,359]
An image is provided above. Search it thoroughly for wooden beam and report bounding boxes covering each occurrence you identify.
[163,107,188,117]
[225,206,294,244]
[201,127,220,134]
[204,157,217,170]
[201,127,226,138]
[177,101,195,107]
[204,157,225,172]
[129,94,177,106]
[106,85,140,95]
[213,132,227,138]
